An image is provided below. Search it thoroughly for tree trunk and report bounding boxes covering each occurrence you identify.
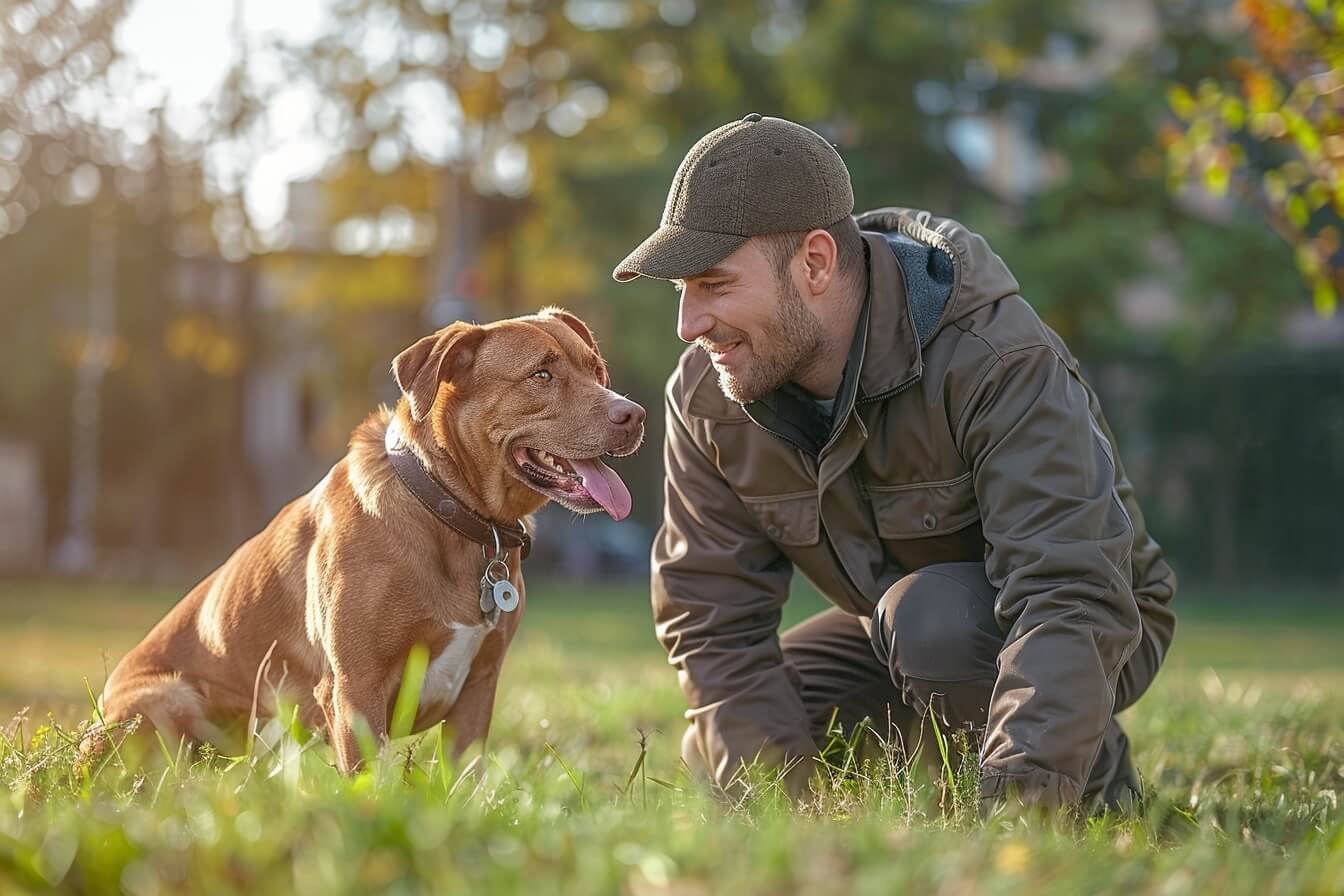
[428,167,481,328]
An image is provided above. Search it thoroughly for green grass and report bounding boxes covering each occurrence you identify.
[2,578,1343,894]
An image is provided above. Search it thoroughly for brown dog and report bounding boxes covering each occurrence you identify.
[89,308,644,772]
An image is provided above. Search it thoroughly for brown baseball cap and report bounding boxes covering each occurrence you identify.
[612,113,855,282]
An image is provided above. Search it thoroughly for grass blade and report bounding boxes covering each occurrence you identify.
[389,643,430,741]
[545,742,588,810]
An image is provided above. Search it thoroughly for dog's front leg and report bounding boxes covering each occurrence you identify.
[441,661,503,758]
[327,673,389,774]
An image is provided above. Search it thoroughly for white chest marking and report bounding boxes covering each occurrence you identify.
[419,622,492,711]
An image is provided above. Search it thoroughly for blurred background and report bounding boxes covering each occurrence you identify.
[1,0,1341,592]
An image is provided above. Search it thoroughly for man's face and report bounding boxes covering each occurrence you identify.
[675,239,825,404]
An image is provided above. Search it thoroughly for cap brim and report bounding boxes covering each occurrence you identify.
[611,225,748,283]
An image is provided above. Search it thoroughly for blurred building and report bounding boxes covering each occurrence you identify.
[170,173,449,520]
[0,435,45,573]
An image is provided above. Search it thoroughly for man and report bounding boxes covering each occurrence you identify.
[611,114,1177,814]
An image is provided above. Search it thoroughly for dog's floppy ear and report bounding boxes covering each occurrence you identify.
[542,306,598,353]
[392,323,485,422]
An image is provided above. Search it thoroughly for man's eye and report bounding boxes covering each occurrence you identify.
[531,370,553,382]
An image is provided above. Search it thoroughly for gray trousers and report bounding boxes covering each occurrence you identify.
[681,562,1145,810]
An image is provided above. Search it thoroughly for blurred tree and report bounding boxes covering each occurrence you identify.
[263,155,441,442]
[0,0,268,571]
[3,0,133,571]
[290,0,644,330]
[212,0,268,545]
[4,0,1332,571]
[0,0,129,233]
[1164,0,1344,316]
[0,0,133,422]
[973,1,1303,358]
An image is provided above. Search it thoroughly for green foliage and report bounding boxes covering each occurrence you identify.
[1164,0,1344,316]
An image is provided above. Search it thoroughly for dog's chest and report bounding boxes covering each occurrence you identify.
[420,621,493,711]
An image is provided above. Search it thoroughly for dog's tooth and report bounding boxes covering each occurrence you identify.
[537,451,566,475]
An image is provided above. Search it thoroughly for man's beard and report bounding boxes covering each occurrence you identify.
[702,276,825,404]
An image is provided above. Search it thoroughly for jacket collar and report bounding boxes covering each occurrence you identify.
[856,205,1023,356]
[855,229,923,402]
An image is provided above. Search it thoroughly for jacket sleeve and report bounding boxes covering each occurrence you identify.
[952,345,1141,809]
[652,387,815,795]
[1092,398,1177,712]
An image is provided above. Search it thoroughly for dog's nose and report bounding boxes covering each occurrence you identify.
[608,398,646,428]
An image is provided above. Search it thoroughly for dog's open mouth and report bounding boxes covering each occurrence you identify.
[511,447,633,521]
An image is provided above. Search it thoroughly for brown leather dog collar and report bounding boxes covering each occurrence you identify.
[384,418,532,559]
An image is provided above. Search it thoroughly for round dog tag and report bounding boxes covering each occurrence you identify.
[492,578,520,612]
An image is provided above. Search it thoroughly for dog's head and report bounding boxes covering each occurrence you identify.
[391,307,645,521]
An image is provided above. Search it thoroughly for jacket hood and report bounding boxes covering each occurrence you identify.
[833,206,1022,403]
[856,207,1021,344]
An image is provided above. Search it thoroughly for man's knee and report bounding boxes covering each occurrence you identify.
[869,562,1002,686]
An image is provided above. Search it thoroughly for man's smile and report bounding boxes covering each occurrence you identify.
[698,334,752,365]
[701,339,745,367]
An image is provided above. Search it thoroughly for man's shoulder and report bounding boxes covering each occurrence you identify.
[666,345,749,424]
[942,294,1075,371]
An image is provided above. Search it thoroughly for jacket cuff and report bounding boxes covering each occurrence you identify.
[978,767,1082,815]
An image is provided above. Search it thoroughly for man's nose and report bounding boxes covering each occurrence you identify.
[677,291,713,344]
[607,397,646,428]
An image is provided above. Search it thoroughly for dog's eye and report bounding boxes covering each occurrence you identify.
[531,370,553,382]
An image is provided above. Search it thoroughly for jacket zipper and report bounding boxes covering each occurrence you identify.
[741,412,815,458]
[857,371,921,406]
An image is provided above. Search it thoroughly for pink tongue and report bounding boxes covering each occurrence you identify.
[567,457,633,521]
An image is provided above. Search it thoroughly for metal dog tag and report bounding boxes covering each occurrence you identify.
[492,578,520,613]
[480,579,496,616]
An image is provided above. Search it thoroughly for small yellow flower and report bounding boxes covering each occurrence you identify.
[994,841,1032,875]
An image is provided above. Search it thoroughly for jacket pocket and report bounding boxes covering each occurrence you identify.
[740,492,820,547]
[867,473,980,540]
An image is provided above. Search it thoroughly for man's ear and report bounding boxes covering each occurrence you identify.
[391,323,485,422]
[541,306,599,352]
[800,228,839,296]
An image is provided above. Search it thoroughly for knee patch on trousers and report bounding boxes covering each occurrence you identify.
[869,562,1002,685]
